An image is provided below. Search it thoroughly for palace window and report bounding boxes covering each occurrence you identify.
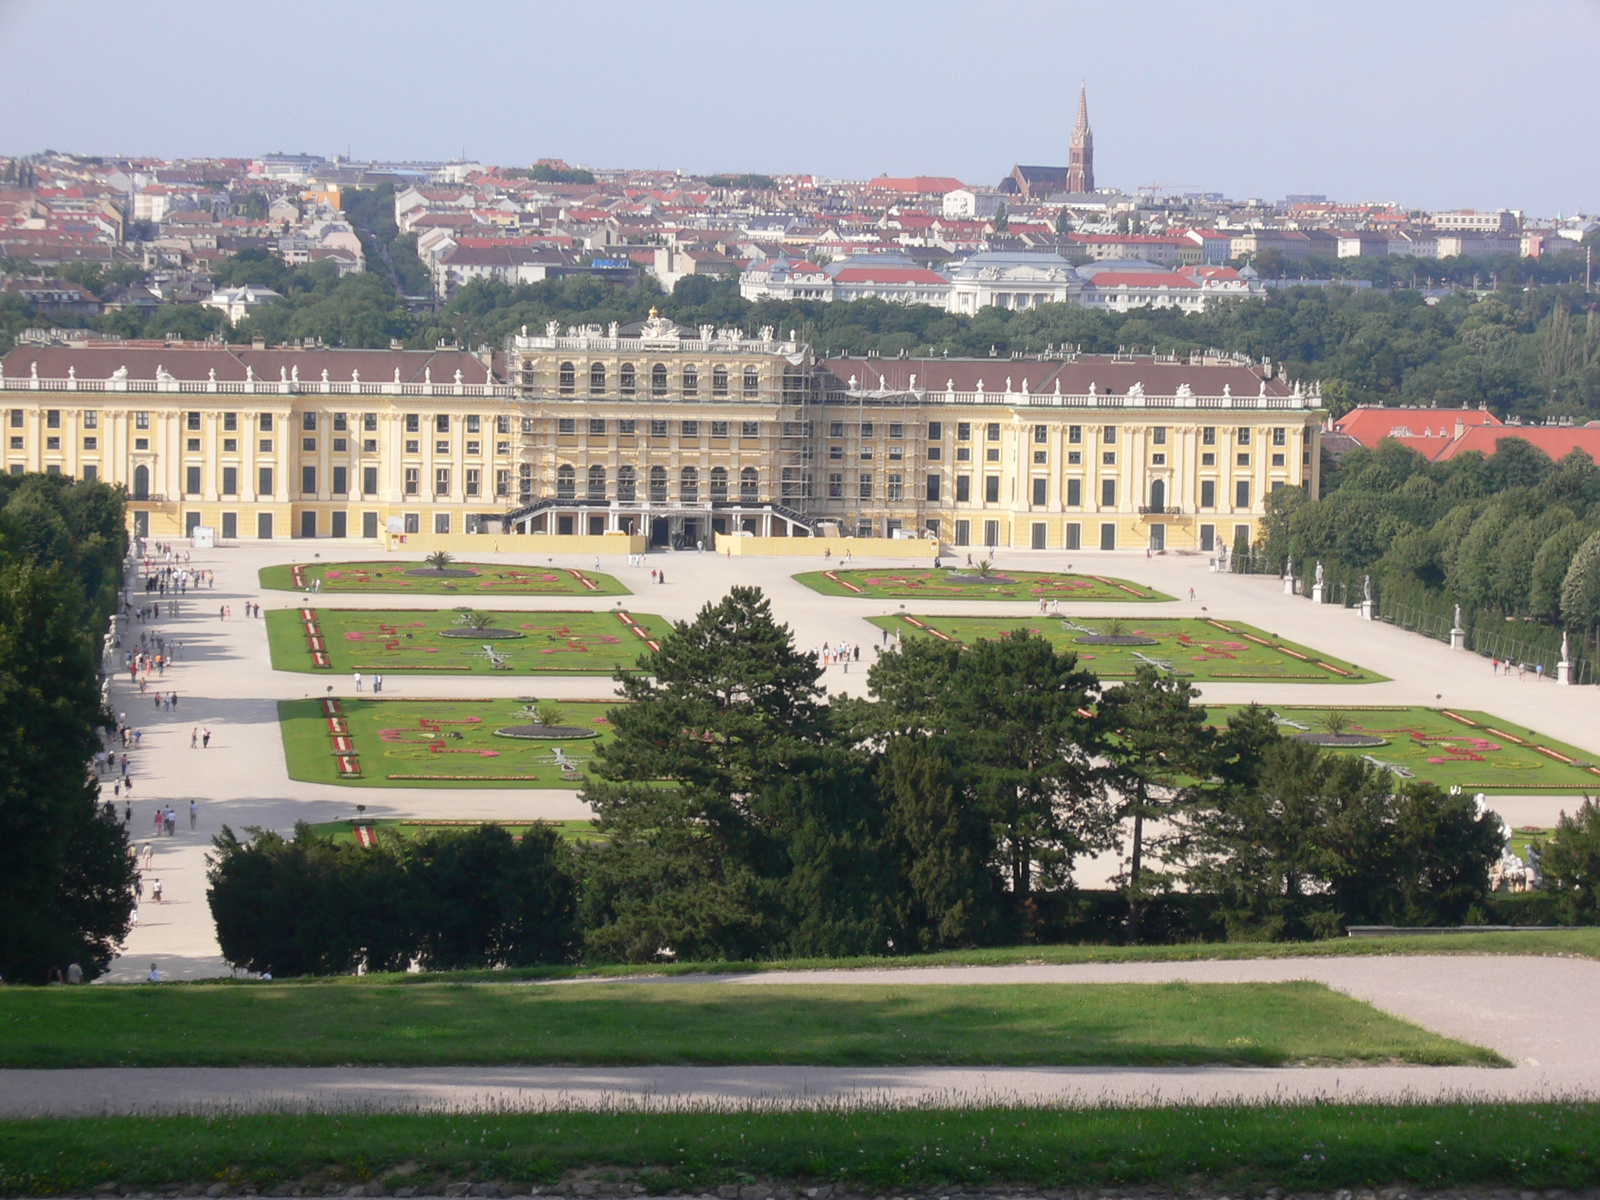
[556,465,576,499]
[711,421,729,439]
[680,466,699,502]
[589,419,606,435]
[333,413,348,432]
[986,422,1000,441]
[435,467,450,495]
[587,465,606,499]
[649,465,668,502]
[404,413,419,433]
[559,362,576,393]
[887,473,904,501]
[651,364,668,396]
[859,472,873,500]
[743,366,759,395]
[710,467,728,501]
[1272,427,1287,446]
[683,365,699,395]
[713,366,729,396]
[827,473,844,499]
[590,363,606,393]
[620,363,636,394]
[740,467,758,500]
[1068,425,1082,444]
[618,419,636,434]
[617,465,637,502]
[741,421,759,437]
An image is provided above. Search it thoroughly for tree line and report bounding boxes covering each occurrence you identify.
[210,588,1536,976]
[0,473,135,983]
[1259,437,1600,659]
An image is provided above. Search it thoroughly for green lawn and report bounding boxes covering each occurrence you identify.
[278,697,619,788]
[1210,704,1600,795]
[6,1103,1597,1195]
[259,560,629,596]
[267,607,670,675]
[308,818,602,845]
[873,614,1380,682]
[795,567,1173,601]
[0,981,1493,1069]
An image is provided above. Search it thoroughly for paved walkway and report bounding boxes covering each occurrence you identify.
[13,956,1600,1113]
[102,541,1600,980]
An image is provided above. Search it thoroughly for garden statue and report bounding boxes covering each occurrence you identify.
[1314,561,1324,588]
[1363,575,1373,604]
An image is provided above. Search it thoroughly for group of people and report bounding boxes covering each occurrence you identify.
[149,803,191,835]
[352,672,386,693]
[1491,657,1546,680]
[817,641,863,671]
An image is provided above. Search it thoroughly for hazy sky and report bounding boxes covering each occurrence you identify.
[3,0,1597,214]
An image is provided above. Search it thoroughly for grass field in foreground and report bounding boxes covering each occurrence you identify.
[278,697,618,788]
[795,566,1172,601]
[873,614,1380,682]
[0,982,1493,1069]
[5,1103,1598,1195]
[307,818,602,845]
[267,607,670,675]
[259,560,629,596]
[1209,704,1600,795]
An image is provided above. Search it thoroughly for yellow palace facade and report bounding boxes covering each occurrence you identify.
[1,323,1322,552]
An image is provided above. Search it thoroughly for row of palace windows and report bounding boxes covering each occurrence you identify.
[550,362,763,397]
[554,464,762,503]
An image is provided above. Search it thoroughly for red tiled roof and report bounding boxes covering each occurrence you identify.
[1434,427,1600,464]
[867,176,966,193]
[1334,406,1501,459]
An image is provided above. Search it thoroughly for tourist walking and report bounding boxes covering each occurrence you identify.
[354,671,363,693]
[202,727,212,748]
[189,800,197,830]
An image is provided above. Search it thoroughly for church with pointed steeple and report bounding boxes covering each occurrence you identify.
[999,82,1097,200]
[1064,82,1093,194]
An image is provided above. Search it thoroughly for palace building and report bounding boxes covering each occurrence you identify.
[1,322,1322,553]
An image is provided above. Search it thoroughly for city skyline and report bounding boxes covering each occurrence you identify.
[2,0,1597,215]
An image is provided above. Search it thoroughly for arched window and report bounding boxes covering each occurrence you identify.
[740,466,759,500]
[619,363,636,394]
[680,466,699,503]
[558,362,575,394]
[709,467,728,501]
[587,464,607,500]
[651,364,668,396]
[132,464,150,500]
[742,366,759,395]
[648,465,668,502]
[556,464,575,499]
[617,465,637,502]
[682,365,699,395]
[1150,479,1165,511]
[712,365,729,396]
[589,363,606,394]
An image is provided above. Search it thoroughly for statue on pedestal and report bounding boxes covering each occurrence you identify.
[1562,631,1571,662]
[1363,575,1373,604]
[1315,561,1324,589]
[1453,603,1463,630]
[1284,555,1294,581]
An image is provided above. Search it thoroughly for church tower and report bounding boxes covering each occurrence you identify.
[1065,82,1094,194]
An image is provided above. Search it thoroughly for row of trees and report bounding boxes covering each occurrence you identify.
[210,589,1513,974]
[0,474,135,983]
[208,824,577,976]
[1259,438,1600,645]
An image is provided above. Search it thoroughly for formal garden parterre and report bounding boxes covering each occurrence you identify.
[1209,705,1600,794]
[795,566,1173,601]
[268,607,670,674]
[259,560,629,596]
[872,614,1380,682]
[278,697,619,788]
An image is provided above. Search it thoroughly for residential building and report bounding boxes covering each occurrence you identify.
[946,251,1078,313]
[203,285,282,322]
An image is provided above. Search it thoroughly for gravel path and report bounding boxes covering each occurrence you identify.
[11,955,1599,1114]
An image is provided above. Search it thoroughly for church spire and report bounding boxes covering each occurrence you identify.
[1065,81,1094,194]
